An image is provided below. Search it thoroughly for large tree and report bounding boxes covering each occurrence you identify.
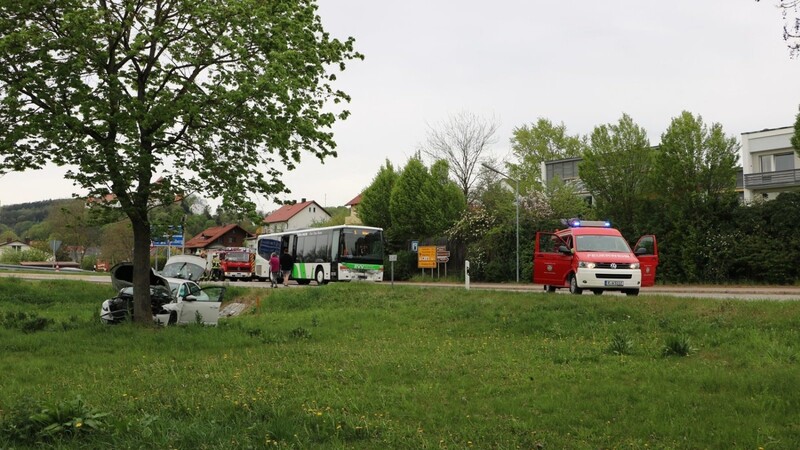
[0,1,360,323]
[421,111,498,203]
[359,159,398,233]
[509,118,588,193]
[579,114,653,235]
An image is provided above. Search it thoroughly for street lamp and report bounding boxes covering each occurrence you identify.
[481,163,519,283]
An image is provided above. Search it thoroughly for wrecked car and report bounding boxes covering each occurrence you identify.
[100,260,225,326]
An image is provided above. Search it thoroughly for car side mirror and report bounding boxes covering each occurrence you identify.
[184,295,197,302]
[635,247,647,255]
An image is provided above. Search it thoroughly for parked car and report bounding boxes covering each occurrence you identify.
[100,262,225,325]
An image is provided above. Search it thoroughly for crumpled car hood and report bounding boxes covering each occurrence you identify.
[110,263,170,292]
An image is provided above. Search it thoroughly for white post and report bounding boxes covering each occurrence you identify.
[465,260,470,290]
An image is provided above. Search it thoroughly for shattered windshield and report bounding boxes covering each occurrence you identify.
[161,262,205,280]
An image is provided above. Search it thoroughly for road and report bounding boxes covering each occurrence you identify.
[2,270,799,301]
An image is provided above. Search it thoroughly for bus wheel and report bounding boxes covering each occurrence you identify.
[568,275,583,295]
[296,279,311,285]
[315,267,326,285]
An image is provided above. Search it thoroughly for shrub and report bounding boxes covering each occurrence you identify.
[662,334,694,357]
[607,332,634,356]
[0,397,108,444]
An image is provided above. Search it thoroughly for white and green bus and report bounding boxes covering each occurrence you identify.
[251,225,385,284]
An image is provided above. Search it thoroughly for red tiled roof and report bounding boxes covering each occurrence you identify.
[264,201,329,224]
[345,194,362,206]
[184,224,253,249]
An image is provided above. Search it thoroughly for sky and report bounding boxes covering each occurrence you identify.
[1,0,799,212]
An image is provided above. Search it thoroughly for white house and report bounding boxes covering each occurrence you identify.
[741,126,800,202]
[262,199,330,233]
[0,238,32,256]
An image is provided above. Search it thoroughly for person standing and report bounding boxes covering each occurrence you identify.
[279,248,294,287]
[269,252,281,288]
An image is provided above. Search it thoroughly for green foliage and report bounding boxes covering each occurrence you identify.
[0,0,362,323]
[607,332,634,356]
[389,158,439,242]
[3,280,800,448]
[359,160,398,232]
[1,396,108,444]
[654,111,739,207]
[0,248,49,264]
[580,113,652,236]
[662,334,694,357]
[0,311,54,333]
[509,118,588,193]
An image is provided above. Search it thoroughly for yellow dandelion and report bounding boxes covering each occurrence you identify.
[75,422,83,428]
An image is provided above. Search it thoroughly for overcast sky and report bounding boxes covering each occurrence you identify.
[1,0,799,212]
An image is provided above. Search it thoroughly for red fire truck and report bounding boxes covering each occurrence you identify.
[208,247,255,281]
[533,219,659,296]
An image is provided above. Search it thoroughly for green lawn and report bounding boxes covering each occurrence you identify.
[1,277,799,448]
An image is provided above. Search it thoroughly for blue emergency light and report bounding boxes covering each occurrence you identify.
[563,218,611,228]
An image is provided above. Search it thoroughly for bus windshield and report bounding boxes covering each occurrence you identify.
[341,228,383,263]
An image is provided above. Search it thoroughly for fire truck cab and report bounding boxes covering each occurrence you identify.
[533,219,658,296]
[208,247,255,281]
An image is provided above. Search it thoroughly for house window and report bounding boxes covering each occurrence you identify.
[759,155,772,172]
[774,153,795,172]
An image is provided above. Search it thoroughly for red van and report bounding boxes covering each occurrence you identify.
[533,219,658,296]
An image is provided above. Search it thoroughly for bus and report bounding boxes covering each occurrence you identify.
[251,225,384,284]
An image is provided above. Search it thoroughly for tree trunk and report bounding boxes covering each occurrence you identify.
[131,216,153,324]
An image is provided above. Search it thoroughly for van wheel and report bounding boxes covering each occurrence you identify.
[592,289,603,295]
[568,275,583,295]
[315,267,327,285]
[544,285,556,293]
[625,289,640,296]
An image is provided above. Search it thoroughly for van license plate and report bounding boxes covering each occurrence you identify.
[604,280,624,286]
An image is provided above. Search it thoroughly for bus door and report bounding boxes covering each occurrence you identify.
[533,232,572,286]
[330,229,341,280]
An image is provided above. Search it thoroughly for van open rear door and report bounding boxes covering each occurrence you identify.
[634,235,658,287]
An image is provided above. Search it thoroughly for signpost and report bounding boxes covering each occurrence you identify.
[417,246,436,271]
[389,254,397,286]
[49,239,62,270]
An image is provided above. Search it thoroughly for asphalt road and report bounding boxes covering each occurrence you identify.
[2,270,799,301]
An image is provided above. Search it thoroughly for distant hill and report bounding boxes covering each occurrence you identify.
[0,198,71,233]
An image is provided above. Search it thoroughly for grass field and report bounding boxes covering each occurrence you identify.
[1,277,799,449]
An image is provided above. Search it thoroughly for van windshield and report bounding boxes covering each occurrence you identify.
[576,235,631,252]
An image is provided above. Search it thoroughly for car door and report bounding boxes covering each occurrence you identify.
[533,232,572,286]
[634,235,659,287]
[177,282,225,325]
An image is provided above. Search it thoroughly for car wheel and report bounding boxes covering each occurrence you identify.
[568,274,583,295]
[315,267,326,285]
[168,311,178,325]
[625,289,640,296]
[592,289,603,295]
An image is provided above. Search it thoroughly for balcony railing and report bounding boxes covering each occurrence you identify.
[744,169,800,188]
